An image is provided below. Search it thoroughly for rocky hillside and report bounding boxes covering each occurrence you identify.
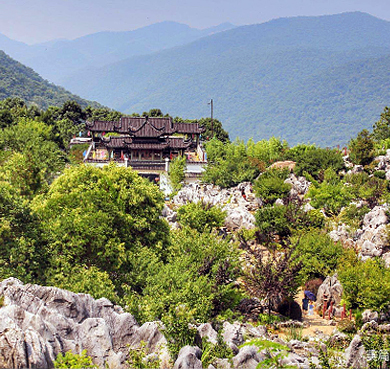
[0,277,383,369]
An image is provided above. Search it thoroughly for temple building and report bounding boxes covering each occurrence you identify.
[83,116,206,177]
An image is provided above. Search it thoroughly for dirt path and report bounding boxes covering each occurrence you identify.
[297,290,335,337]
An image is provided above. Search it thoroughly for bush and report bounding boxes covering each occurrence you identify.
[54,350,96,369]
[337,319,356,334]
[348,129,374,166]
[338,250,390,311]
[177,202,226,233]
[253,168,291,205]
[374,170,386,180]
[284,146,344,180]
[340,204,370,230]
[307,168,352,216]
[169,156,186,192]
[127,340,160,369]
[124,227,241,324]
[161,305,198,360]
[361,333,390,369]
[294,231,344,283]
[201,334,233,368]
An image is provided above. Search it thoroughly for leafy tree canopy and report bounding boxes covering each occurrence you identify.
[32,164,169,298]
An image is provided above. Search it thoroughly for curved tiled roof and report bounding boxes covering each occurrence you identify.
[86,116,205,136]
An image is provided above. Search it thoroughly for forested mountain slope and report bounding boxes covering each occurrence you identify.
[60,12,390,146]
[0,51,99,109]
[0,22,235,83]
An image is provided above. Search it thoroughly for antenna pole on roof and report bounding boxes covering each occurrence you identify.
[208,99,214,138]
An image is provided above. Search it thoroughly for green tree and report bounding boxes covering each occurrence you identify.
[125,227,241,324]
[198,117,230,143]
[373,106,390,141]
[169,156,186,191]
[0,181,46,283]
[247,137,287,166]
[32,164,169,297]
[54,350,96,369]
[203,138,259,187]
[285,146,344,180]
[0,118,65,197]
[293,231,344,283]
[348,129,374,166]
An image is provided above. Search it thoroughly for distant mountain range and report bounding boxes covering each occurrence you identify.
[0,51,99,109]
[0,21,236,83]
[59,12,390,146]
[1,14,390,145]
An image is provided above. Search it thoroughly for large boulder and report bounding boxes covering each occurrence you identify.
[284,173,311,201]
[345,335,367,369]
[172,182,259,230]
[357,205,389,259]
[232,345,263,369]
[196,323,218,345]
[315,274,343,316]
[223,205,256,230]
[222,322,244,354]
[173,346,203,369]
[0,278,166,369]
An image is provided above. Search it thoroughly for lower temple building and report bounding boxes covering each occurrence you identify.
[83,116,206,178]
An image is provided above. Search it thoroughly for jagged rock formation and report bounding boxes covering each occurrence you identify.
[315,274,344,318]
[172,182,258,230]
[375,149,390,181]
[284,173,311,202]
[0,278,167,369]
[329,204,390,265]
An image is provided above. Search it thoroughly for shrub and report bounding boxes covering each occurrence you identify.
[54,350,96,369]
[340,204,370,230]
[348,129,374,166]
[338,250,390,311]
[337,319,356,334]
[361,333,390,369]
[253,168,292,205]
[127,340,160,369]
[125,227,241,324]
[161,305,198,360]
[285,146,344,180]
[177,202,226,233]
[307,168,352,216]
[374,170,386,180]
[201,334,233,368]
[169,156,186,192]
[294,231,344,283]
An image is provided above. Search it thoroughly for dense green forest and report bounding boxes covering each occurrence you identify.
[2,99,390,365]
[0,51,100,109]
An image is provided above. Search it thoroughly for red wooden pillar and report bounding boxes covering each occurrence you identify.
[342,304,346,319]
[329,301,334,320]
[323,299,327,319]
[349,309,352,320]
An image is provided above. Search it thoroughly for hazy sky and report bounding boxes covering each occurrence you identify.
[1,0,389,44]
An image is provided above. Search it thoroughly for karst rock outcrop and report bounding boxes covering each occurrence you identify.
[329,204,390,265]
[172,182,258,230]
[0,278,167,369]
